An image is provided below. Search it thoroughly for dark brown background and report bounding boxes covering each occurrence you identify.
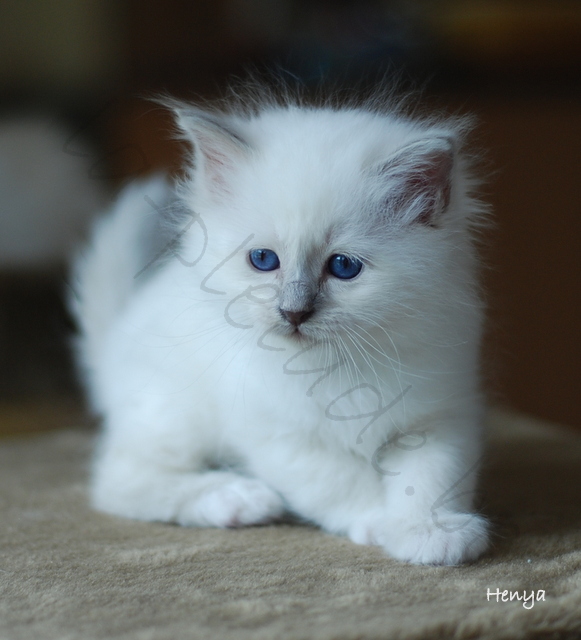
[1,0,580,433]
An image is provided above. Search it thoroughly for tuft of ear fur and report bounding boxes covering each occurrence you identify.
[167,100,251,197]
[377,136,455,227]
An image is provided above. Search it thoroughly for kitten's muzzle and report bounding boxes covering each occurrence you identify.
[279,281,316,327]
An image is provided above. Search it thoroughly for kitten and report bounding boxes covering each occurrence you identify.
[71,86,490,565]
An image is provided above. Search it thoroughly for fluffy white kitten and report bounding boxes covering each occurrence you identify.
[71,87,490,565]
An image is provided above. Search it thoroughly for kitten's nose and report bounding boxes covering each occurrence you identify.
[280,308,313,327]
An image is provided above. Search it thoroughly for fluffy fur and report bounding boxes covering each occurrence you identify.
[71,86,490,565]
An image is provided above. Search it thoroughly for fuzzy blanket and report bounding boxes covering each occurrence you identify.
[1,409,580,640]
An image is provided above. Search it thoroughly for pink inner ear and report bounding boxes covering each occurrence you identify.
[197,133,237,193]
[381,141,455,227]
[407,150,453,225]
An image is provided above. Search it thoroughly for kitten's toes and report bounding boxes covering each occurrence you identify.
[382,512,489,565]
[347,508,386,546]
[349,511,489,565]
[180,478,285,528]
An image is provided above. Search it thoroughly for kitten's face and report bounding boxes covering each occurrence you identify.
[233,217,387,344]
[240,237,374,342]
[177,107,463,347]
[196,155,437,347]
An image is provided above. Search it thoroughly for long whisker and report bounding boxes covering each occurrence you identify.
[342,326,385,394]
[344,322,408,429]
[335,331,367,414]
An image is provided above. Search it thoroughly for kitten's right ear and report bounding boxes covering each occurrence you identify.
[167,100,250,197]
[375,136,455,227]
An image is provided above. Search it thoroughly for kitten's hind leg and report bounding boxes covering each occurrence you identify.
[91,441,285,528]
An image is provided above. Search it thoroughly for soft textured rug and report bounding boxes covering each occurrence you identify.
[1,409,580,640]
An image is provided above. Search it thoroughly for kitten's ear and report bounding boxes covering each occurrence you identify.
[377,136,455,226]
[169,102,250,197]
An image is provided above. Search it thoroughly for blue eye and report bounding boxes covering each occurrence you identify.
[327,254,363,280]
[249,249,280,271]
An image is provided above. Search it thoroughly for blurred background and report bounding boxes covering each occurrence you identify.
[0,0,580,435]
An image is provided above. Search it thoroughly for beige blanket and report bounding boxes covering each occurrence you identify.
[1,409,580,639]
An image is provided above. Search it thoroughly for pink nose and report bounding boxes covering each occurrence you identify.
[280,309,313,327]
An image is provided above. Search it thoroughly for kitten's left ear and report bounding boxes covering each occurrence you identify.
[377,136,455,226]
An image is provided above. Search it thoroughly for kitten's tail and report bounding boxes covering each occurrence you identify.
[69,175,171,388]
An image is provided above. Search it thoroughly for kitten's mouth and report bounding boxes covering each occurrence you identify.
[277,322,315,342]
[287,325,305,338]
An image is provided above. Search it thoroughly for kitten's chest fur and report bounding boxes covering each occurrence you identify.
[185,319,420,459]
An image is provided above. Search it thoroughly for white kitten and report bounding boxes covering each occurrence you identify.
[71,87,490,565]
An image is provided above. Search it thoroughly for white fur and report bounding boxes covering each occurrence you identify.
[71,90,490,565]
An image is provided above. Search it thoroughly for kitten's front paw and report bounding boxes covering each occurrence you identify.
[385,512,489,565]
[180,478,285,528]
[349,511,489,565]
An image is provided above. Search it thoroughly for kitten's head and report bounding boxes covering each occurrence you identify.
[170,96,484,348]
